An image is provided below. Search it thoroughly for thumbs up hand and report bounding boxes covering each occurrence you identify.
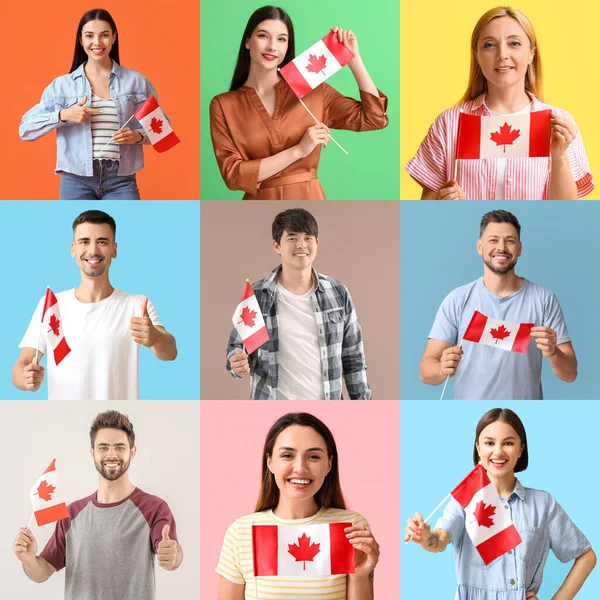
[59,96,103,124]
[130,297,158,348]
[157,524,178,570]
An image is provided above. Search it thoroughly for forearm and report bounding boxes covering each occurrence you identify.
[347,572,374,600]
[257,145,303,182]
[551,549,596,600]
[21,556,54,583]
[548,156,577,200]
[348,56,379,96]
[151,330,177,361]
[419,357,445,385]
[548,346,577,382]
[420,529,450,553]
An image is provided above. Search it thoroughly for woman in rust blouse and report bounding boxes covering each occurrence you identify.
[209,5,388,200]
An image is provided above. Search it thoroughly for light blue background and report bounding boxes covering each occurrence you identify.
[400,201,599,399]
[0,201,199,400]
[401,400,600,598]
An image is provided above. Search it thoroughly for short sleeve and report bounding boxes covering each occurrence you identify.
[429,292,460,346]
[19,296,46,354]
[40,516,70,571]
[547,495,591,563]
[216,521,245,585]
[543,292,570,345]
[149,500,178,554]
[563,114,594,198]
[322,84,388,131]
[434,496,465,545]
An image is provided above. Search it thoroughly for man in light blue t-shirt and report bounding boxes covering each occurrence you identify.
[420,210,577,400]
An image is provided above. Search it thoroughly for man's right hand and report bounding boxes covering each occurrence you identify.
[13,528,38,563]
[59,96,102,124]
[440,346,463,377]
[23,361,44,392]
[229,348,250,377]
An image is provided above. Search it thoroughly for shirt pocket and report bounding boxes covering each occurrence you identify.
[54,96,84,110]
[517,527,544,568]
[469,552,502,570]
[323,308,345,345]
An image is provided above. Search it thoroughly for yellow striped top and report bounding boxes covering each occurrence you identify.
[91,95,120,160]
[216,507,369,600]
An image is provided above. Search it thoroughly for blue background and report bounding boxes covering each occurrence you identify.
[400,201,600,399]
[401,400,600,598]
[0,201,199,400]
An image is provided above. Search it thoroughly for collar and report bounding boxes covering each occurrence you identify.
[71,60,122,80]
[508,478,526,501]
[262,265,324,295]
[467,93,545,115]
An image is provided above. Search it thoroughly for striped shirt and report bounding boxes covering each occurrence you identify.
[405,94,594,200]
[216,507,369,599]
[91,95,120,160]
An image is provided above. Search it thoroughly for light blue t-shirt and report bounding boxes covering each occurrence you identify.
[435,480,591,600]
[429,278,570,399]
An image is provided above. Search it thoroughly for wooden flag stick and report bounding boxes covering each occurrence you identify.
[439,342,463,401]
[98,113,137,154]
[404,492,451,545]
[26,512,35,530]
[298,98,349,155]
[34,285,50,366]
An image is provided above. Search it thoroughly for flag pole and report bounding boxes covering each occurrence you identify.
[26,512,34,530]
[298,98,348,155]
[98,113,137,154]
[34,286,50,366]
[252,520,259,600]
[404,492,451,545]
[439,342,462,401]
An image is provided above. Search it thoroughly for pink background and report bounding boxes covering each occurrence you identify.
[200,400,400,598]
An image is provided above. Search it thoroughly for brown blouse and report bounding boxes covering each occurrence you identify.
[209,80,388,200]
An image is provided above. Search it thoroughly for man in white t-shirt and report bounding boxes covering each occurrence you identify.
[12,210,177,400]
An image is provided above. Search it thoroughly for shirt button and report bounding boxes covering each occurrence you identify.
[508,550,512,554]
[507,178,512,183]
[319,329,323,334]
[510,579,516,585]
[504,505,509,509]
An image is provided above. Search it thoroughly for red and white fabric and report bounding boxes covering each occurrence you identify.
[231,281,268,354]
[42,287,71,366]
[451,464,522,565]
[252,522,355,576]
[134,96,180,153]
[280,31,354,99]
[462,310,533,353]
[30,458,70,527]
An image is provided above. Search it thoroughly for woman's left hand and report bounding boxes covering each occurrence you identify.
[525,592,539,600]
[550,112,577,159]
[345,525,379,579]
[331,27,359,57]
[112,127,143,145]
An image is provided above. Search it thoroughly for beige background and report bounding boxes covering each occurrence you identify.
[200,201,400,400]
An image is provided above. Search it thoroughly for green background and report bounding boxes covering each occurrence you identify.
[200,0,400,200]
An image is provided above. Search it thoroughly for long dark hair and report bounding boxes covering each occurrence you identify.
[229,6,295,91]
[255,413,347,512]
[70,9,120,73]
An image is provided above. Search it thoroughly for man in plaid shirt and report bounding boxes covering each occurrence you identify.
[226,208,371,400]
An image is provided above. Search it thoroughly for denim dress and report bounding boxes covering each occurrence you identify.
[435,480,591,599]
[19,61,159,177]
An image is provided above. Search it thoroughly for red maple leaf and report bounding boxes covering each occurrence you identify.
[490,122,520,153]
[490,324,511,344]
[238,305,257,328]
[36,480,56,502]
[149,116,163,135]
[305,54,327,75]
[288,532,321,570]
[48,314,61,336]
[473,500,496,528]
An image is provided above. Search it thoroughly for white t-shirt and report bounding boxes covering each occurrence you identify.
[276,283,324,400]
[19,289,161,400]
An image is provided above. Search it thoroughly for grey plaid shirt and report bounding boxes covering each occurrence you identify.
[226,266,371,400]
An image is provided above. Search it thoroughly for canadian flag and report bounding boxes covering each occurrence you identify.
[134,95,180,153]
[29,458,70,527]
[456,110,551,159]
[232,280,269,354]
[42,287,71,366]
[463,310,534,354]
[280,31,355,99]
[451,464,522,565]
[253,522,355,577]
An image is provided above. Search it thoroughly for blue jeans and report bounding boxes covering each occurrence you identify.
[59,160,140,199]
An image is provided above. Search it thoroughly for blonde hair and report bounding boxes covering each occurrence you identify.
[460,6,543,103]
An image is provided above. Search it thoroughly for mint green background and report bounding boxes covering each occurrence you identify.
[200,0,399,200]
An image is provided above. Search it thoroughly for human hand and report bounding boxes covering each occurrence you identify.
[525,592,539,600]
[130,297,159,348]
[112,127,143,145]
[229,348,250,377]
[530,326,557,358]
[59,96,102,124]
[157,525,178,570]
[23,360,45,392]
[440,346,463,377]
[550,112,577,159]
[346,525,379,579]
[437,179,466,200]
[296,123,330,158]
[331,27,358,57]
[13,528,38,563]
[404,512,431,544]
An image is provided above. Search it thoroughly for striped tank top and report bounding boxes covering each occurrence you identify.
[91,95,120,160]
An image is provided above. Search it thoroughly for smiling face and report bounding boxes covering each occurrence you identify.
[71,222,117,279]
[273,230,319,273]
[267,425,332,504]
[476,420,524,476]
[477,221,521,275]
[245,19,289,71]
[91,428,135,482]
[475,16,535,92]
[80,19,116,63]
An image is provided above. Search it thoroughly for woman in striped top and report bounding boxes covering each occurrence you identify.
[20,9,165,199]
[217,412,380,599]
[405,7,593,200]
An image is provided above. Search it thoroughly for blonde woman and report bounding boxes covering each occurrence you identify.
[405,7,593,200]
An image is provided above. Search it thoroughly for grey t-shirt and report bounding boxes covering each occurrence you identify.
[40,487,177,600]
[429,278,570,399]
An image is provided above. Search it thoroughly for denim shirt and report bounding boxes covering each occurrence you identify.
[435,480,591,600]
[19,61,159,177]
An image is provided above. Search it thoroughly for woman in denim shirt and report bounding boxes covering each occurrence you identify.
[19,9,162,199]
[405,408,596,599]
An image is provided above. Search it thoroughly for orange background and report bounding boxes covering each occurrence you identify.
[0,1,199,200]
